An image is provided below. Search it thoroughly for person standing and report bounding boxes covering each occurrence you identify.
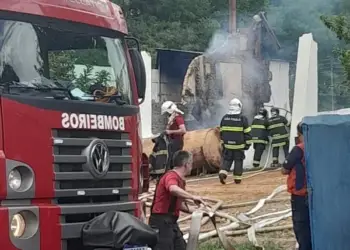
[161,101,187,170]
[250,107,269,168]
[218,98,251,184]
[282,122,312,250]
[268,107,290,167]
[149,150,206,250]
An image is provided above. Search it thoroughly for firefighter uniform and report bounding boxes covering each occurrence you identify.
[149,133,169,176]
[250,108,269,168]
[160,101,186,171]
[219,114,251,184]
[268,108,290,166]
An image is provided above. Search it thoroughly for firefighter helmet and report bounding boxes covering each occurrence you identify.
[161,101,184,115]
[258,107,268,117]
[228,98,242,115]
[271,107,279,117]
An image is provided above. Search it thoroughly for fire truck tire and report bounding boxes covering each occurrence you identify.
[139,166,144,194]
[140,153,150,193]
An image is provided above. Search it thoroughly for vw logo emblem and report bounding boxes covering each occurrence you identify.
[83,139,110,179]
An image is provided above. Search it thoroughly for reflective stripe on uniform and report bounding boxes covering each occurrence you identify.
[267,123,285,130]
[272,142,286,147]
[272,134,289,140]
[233,175,242,180]
[219,170,228,176]
[251,125,266,129]
[244,127,251,133]
[220,126,244,132]
[246,140,253,144]
[253,160,260,165]
[272,157,278,161]
[251,139,268,144]
[224,144,245,149]
[152,150,168,156]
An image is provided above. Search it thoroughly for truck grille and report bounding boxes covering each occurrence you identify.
[51,129,137,243]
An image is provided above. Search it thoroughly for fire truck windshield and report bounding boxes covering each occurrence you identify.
[0,19,132,104]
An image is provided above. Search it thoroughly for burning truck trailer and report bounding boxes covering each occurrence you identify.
[181,12,281,126]
[141,12,284,175]
[0,1,151,250]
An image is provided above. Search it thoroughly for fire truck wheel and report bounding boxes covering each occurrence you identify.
[139,166,144,194]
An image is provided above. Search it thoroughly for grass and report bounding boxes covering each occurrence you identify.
[199,240,283,250]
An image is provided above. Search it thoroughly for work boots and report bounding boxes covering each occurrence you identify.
[270,162,281,169]
[218,170,228,184]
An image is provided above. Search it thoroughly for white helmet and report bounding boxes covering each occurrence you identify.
[161,101,184,115]
[228,98,242,115]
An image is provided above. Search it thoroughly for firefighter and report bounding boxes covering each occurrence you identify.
[218,98,251,184]
[268,107,290,167]
[282,122,312,250]
[149,132,169,177]
[149,150,206,250]
[250,107,269,168]
[161,101,187,170]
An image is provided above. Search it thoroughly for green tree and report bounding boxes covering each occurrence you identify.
[265,0,349,110]
[74,64,94,92]
[321,14,350,81]
[113,0,269,58]
[319,0,350,110]
[49,51,76,81]
[94,70,112,86]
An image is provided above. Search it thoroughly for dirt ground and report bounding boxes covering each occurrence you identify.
[183,170,296,249]
[186,170,286,202]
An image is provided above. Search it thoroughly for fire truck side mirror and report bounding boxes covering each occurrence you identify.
[129,48,146,103]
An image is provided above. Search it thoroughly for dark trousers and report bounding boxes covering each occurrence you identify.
[166,138,184,170]
[149,214,186,250]
[220,149,245,181]
[253,143,266,167]
[291,195,312,250]
[272,142,289,164]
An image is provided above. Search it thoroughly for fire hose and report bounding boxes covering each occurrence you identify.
[186,209,237,250]
[184,184,289,250]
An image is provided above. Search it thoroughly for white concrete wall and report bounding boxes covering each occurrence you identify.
[151,69,160,102]
[289,34,318,149]
[244,60,291,168]
[140,51,153,139]
[267,61,291,116]
[219,62,243,100]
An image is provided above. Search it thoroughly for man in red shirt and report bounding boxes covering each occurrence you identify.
[149,150,205,250]
[161,101,187,170]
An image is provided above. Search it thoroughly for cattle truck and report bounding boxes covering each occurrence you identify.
[0,1,149,249]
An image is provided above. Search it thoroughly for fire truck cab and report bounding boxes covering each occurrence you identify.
[0,1,148,249]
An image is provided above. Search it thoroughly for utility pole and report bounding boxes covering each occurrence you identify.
[229,0,236,34]
[331,59,334,111]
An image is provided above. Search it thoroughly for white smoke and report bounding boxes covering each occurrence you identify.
[201,28,264,123]
[205,30,240,60]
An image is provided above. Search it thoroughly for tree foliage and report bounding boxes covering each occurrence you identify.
[321,14,350,81]
[49,51,111,92]
[46,0,350,110]
[112,0,268,57]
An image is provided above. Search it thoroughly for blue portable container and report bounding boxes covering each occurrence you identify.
[303,115,350,250]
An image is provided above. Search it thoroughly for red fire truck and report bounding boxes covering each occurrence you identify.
[0,1,149,249]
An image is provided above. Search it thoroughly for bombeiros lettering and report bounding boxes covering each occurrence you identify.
[61,113,125,131]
